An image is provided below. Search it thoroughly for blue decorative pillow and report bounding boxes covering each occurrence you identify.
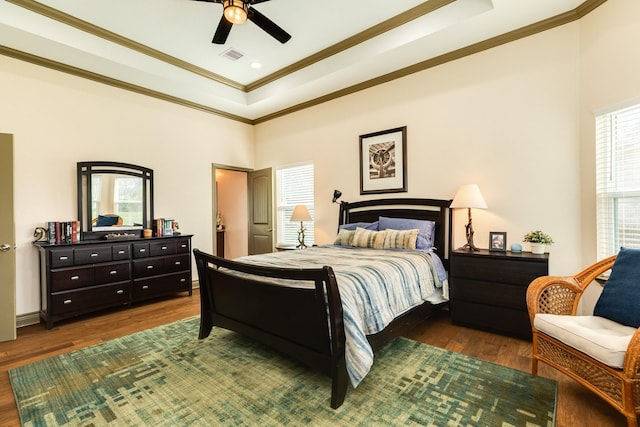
[96,215,119,227]
[594,247,640,328]
[378,216,436,250]
[339,221,379,231]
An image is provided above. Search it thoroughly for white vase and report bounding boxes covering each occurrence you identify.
[530,243,545,254]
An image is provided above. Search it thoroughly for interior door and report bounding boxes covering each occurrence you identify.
[0,133,16,341]
[248,168,272,255]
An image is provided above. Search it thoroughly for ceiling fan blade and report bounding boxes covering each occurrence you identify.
[247,7,291,44]
[212,15,233,44]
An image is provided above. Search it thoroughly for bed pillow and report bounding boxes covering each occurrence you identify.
[383,229,419,250]
[96,215,119,227]
[334,229,356,246]
[338,221,379,231]
[378,216,436,250]
[593,247,640,328]
[352,227,387,249]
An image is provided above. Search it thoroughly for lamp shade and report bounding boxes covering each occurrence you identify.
[450,184,488,209]
[290,205,312,222]
[223,0,248,24]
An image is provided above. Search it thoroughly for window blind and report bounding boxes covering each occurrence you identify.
[595,103,640,259]
[276,163,314,246]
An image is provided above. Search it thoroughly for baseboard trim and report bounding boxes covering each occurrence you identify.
[17,312,41,328]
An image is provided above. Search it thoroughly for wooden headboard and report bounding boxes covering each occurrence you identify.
[338,198,453,268]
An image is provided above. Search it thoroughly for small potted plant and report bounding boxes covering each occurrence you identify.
[523,230,554,254]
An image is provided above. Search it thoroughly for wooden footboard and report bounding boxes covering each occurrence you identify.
[193,248,348,409]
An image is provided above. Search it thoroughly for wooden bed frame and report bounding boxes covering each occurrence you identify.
[193,198,452,409]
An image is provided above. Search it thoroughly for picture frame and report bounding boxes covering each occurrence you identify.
[489,232,507,252]
[359,126,407,195]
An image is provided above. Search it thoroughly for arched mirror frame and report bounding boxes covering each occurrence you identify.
[77,161,154,239]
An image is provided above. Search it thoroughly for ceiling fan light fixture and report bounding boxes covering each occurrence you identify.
[223,0,248,25]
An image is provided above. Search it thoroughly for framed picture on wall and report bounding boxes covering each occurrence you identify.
[489,231,507,252]
[359,126,407,195]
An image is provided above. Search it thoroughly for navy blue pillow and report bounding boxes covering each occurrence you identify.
[594,247,640,328]
[96,215,119,227]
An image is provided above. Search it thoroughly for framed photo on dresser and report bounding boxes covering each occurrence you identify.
[489,232,507,251]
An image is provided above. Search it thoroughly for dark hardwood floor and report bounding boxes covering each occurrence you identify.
[0,290,626,426]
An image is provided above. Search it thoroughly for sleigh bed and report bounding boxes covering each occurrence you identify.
[193,197,452,408]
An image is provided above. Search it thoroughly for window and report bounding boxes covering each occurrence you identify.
[276,163,314,246]
[596,103,640,259]
[113,177,143,226]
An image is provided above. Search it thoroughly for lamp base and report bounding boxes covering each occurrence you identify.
[456,243,480,251]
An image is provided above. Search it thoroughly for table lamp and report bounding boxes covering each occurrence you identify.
[450,184,488,251]
[290,205,312,249]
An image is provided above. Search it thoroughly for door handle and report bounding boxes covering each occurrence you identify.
[267,229,273,232]
[0,244,12,252]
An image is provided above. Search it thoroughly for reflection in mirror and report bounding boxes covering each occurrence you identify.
[78,162,153,236]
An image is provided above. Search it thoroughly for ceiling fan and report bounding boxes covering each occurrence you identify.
[192,0,291,45]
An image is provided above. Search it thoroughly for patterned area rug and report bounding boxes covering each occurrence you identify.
[10,317,556,426]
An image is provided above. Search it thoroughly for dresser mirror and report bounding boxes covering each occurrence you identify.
[77,161,154,236]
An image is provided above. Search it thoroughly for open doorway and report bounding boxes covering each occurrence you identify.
[214,167,249,259]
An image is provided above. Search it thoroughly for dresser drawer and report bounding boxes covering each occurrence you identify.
[150,240,176,256]
[176,238,190,254]
[94,261,131,285]
[132,242,150,258]
[450,278,526,309]
[50,249,74,268]
[132,272,191,300]
[51,267,95,292]
[74,246,112,265]
[111,244,130,260]
[51,283,131,315]
[132,258,165,277]
[451,256,545,285]
[165,254,190,273]
[451,299,532,339]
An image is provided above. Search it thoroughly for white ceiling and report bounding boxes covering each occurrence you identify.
[0,0,593,122]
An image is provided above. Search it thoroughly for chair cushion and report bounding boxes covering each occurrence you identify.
[594,247,640,328]
[534,314,636,369]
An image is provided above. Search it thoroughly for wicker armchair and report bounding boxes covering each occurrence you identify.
[526,256,640,427]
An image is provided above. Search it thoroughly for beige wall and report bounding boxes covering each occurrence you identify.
[0,55,254,316]
[579,0,640,264]
[255,23,583,276]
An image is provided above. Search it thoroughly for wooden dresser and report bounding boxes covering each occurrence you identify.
[35,235,192,329]
[449,249,549,339]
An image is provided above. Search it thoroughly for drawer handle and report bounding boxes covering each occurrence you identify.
[91,253,98,257]
[139,248,146,252]
[110,270,118,275]
[118,250,125,254]
[71,275,80,280]
[175,261,181,265]
[63,299,72,305]
[180,278,186,283]
[161,246,168,250]
[116,289,124,294]
[59,256,68,260]
[147,265,154,269]
[142,285,149,289]
[181,244,187,248]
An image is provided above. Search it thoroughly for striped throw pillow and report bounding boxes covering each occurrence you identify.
[383,228,419,250]
[334,229,356,246]
[352,227,388,249]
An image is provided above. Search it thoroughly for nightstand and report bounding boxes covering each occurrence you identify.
[449,249,549,340]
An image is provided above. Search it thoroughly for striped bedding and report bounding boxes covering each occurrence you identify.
[233,245,447,387]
